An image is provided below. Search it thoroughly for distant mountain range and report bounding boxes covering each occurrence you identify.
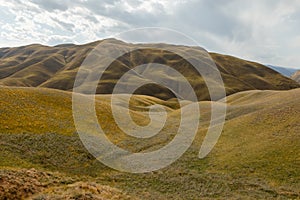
[0,39,299,101]
[291,70,300,83]
[266,65,299,77]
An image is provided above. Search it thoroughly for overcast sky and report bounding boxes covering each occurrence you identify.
[0,0,299,69]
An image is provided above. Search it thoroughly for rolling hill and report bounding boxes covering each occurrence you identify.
[0,40,299,199]
[0,39,299,101]
[0,87,299,199]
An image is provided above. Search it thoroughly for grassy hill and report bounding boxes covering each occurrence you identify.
[0,39,299,101]
[0,87,299,199]
[0,39,299,199]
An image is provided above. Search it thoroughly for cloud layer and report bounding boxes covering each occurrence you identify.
[0,0,300,68]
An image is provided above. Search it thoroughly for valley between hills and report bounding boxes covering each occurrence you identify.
[0,39,299,199]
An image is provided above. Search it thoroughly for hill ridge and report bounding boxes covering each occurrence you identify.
[0,39,299,100]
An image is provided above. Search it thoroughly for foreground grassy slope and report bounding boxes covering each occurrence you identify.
[0,87,299,199]
[0,168,136,200]
[0,39,299,101]
[210,89,300,185]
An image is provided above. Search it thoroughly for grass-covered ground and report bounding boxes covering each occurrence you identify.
[0,87,299,199]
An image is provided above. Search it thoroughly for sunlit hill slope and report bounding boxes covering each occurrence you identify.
[0,86,299,199]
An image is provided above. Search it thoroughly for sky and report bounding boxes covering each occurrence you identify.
[0,0,300,69]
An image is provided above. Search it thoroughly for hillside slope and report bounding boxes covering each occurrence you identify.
[0,39,298,101]
[0,87,299,199]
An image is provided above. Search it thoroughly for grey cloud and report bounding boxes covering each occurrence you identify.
[84,15,99,24]
[79,0,166,26]
[50,16,75,31]
[47,35,74,45]
[116,28,197,46]
[0,0,300,68]
[30,0,72,11]
[168,0,252,41]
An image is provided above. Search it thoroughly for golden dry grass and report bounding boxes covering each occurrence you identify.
[0,86,299,199]
[0,168,136,200]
